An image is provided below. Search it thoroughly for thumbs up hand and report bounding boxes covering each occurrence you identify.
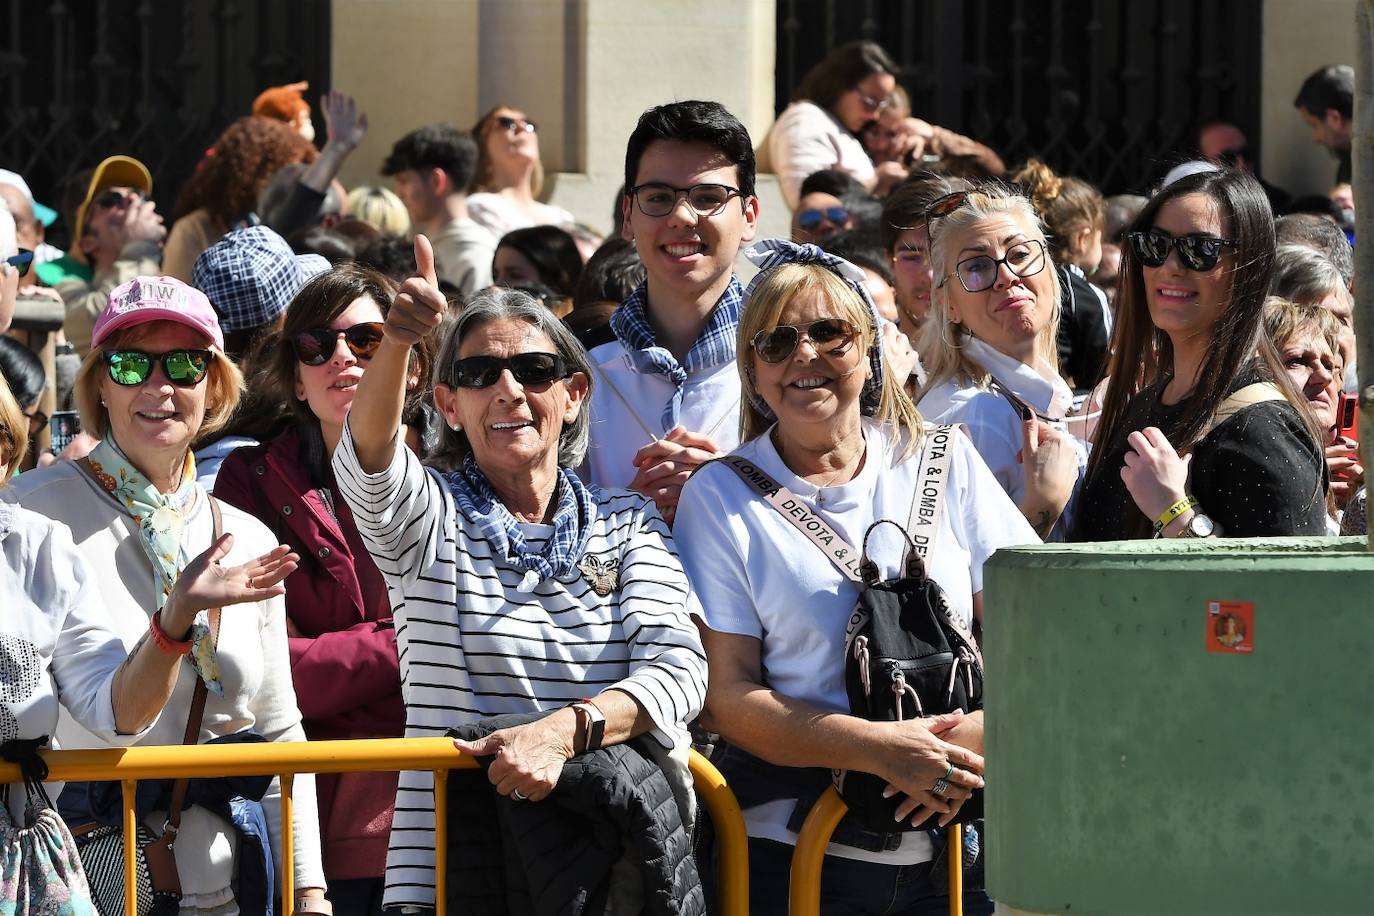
[384,234,447,345]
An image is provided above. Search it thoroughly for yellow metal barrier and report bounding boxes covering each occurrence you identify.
[788,788,965,916]
[0,739,747,916]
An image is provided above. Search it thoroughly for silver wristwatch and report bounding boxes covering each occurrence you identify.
[1180,512,1216,538]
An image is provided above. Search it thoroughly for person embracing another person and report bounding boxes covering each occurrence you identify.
[333,235,708,912]
[674,239,1037,915]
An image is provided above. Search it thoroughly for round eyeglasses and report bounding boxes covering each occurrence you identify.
[937,239,1048,293]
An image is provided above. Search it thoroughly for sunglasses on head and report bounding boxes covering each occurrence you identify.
[1127,229,1238,272]
[4,249,33,277]
[751,318,859,364]
[447,353,570,389]
[291,322,385,366]
[105,349,214,387]
[496,115,537,134]
[797,207,850,234]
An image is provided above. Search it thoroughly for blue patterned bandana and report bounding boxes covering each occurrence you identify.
[742,239,886,422]
[609,276,745,433]
[444,453,597,592]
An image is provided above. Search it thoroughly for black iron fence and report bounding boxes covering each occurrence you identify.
[0,0,331,247]
[776,0,1263,196]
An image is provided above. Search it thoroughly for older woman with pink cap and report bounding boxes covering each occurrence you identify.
[3,275,330,916]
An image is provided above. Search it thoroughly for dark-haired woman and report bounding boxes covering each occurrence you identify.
[215,264,431,913]
[0,335,46,444]
[492,225,583,314]
[1070,169,1327,541]
[763,41,911,209]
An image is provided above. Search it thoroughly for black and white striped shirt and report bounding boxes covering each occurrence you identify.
[332,426,707,910]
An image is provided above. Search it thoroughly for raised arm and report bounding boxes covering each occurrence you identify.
[348,234,445,472]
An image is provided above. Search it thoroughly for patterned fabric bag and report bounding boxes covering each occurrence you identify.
[0,738,97,916]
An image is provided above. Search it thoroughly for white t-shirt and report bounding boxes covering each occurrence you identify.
[918,336,1087,507]
[466,192,575,239]
[673,418,1036,863]
[764,101,876,211]
[582,338,742,489]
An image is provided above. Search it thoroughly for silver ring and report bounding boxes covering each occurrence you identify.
[931,763,955,797]
[511,788,528,801]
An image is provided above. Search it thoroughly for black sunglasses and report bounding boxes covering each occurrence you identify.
[447,353,570,389]
[105,349,214,387]
[292,323,385,366]
[1128,229,1238,272]
[797,207,850,234]
[751,318,860,364]
[496,115,537,134]
[4,249,33,277]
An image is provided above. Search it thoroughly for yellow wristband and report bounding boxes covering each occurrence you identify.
[1153,495,1199,536]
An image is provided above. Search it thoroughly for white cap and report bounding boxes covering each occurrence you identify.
[0,169,58,226]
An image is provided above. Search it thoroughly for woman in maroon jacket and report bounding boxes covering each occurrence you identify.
[216,263,432,914]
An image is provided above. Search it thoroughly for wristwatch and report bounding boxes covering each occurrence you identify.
[1180,512,1216,538]
[571,701,606,753]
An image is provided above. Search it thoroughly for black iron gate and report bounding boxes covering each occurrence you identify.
[0,0,331,246]
[776,0,1263,196]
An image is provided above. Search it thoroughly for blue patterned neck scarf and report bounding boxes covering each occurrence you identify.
[444,452,597,593]
[742,239,887,422]
[609,276,745,433]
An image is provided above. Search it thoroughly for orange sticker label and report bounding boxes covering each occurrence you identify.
[1206,600,1254,654]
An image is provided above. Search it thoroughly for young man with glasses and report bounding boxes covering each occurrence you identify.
[582,100,760,524]
[52,156,165,355]
[381,123,496,300]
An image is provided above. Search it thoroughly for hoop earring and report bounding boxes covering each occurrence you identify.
[940,319,964,351]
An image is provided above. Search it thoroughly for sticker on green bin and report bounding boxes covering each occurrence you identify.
[1206,599,1253,654]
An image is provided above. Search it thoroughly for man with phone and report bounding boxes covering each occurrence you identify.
[53,155,166,354]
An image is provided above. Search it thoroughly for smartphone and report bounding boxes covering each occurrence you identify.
[49,410,81,455]
[1336,393,1359,443]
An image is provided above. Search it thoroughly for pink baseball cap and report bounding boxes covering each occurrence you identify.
[92,276,225,350]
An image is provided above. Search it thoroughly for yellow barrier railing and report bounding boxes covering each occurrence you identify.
[0,739,747,916]
[788,787,964,916]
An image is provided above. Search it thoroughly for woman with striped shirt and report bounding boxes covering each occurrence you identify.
[332,236,708,912]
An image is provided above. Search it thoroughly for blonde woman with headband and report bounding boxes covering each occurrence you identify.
[916,183,1083,538]
[675,239,1035,915]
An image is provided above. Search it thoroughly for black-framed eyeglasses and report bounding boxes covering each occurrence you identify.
[496,115,537,135]
[105,349,214,387]
[291,322,386,366]
[446,353,570,389]
[1128,228,1238,272]
[4,249,33,277]
[797,207,850,234]
[628,183,742,218]
[937,239,1048,293]
[751,318,860,364]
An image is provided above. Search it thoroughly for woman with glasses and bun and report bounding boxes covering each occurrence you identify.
[673,239,1036,915]
[335,237,707,913]
[214,264,433,915]
[916,184,1083,539]
[467,105,575,238]
[2,275,329,915]
[1071,169,1326,541]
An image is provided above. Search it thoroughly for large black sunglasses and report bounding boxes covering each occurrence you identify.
[1128,229,1238,272]
[496,115,537,134]
[751,318,859,364]
[447,353,570,389]
[5,249,33,277]
[105,349,214,387]
[292,323,385,366]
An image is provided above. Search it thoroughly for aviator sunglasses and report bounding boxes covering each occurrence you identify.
[105,349,214,387]
[1127,228,1238,272]
[447,353,570,389]
[751,318,859,364]
[292,322,386,366]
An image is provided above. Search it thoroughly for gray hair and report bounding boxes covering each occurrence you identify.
[1274,214,1353,288]
[1271,243,1349,306]
[430,287,594,469]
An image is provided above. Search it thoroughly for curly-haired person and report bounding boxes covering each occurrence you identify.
[164,116,318,281]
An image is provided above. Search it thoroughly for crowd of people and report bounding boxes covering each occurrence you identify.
[0,45,1362,916]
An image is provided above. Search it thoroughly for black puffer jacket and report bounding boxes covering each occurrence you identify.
[446,712,705,916]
